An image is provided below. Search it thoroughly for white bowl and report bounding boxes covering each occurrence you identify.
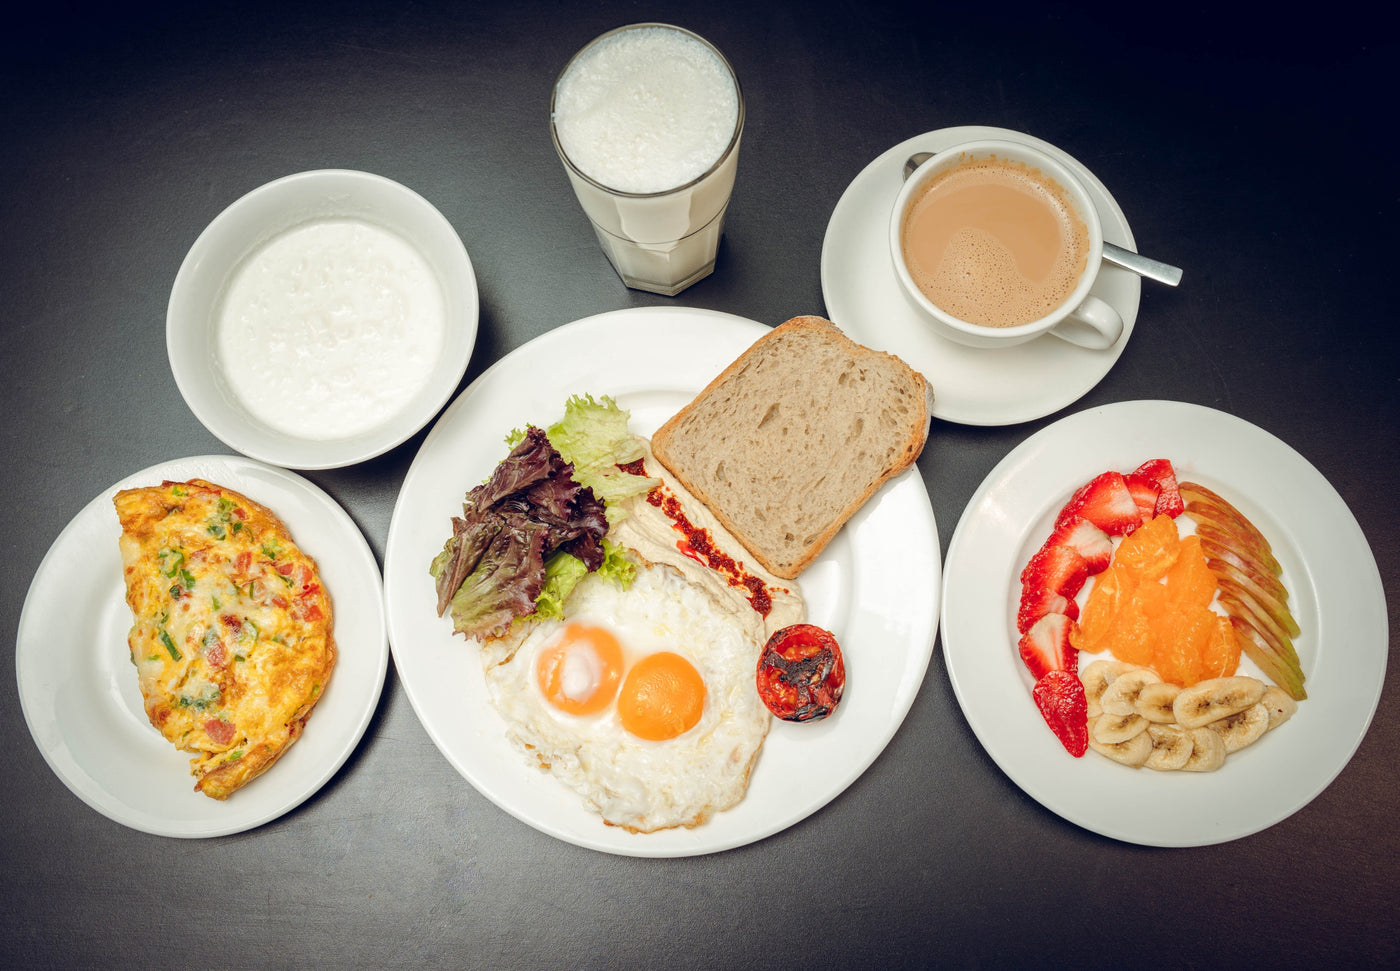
[168,169,478,469]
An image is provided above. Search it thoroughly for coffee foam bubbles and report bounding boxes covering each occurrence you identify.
[553,27,739,195]
[901,158,1089,329]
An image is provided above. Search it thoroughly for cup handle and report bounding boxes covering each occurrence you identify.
[1047,295,1123,350]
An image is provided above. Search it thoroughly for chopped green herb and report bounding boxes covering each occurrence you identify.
[157,548,185,577]
[159,630,182,661]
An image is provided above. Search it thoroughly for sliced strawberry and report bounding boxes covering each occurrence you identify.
[1020,543,1089,600]
[1017,612,1079,681]
[1044,516,1113,574]
[1056,471,1142,536]
[1126,472,1161,524]
[1133,458,1185,518]
[1017,586,1079,634]
[1033,669,1088,757]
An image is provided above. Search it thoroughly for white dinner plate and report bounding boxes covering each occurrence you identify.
[16,455,388,838]
[821,126,1143,426]
[941,400,1387,846]
[383,306,941,857]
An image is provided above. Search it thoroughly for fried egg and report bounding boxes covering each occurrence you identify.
[480,558,770,833]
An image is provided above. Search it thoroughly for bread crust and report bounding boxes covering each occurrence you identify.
[651,315,931,578]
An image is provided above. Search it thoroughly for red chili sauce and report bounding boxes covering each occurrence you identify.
[624,458,778,617]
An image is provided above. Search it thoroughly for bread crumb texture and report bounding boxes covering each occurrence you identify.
[653,316,929,577]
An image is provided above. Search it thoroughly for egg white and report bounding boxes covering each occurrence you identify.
[479,558,770,833]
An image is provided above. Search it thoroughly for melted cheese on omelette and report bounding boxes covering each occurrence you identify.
[114,478,335,799]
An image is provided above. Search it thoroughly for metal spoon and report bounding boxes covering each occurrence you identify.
[902,152,1183,287]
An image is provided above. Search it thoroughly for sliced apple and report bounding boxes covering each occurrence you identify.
[1179,482,1268,539]
[1179,481,1306,701]
[1230,617,1307,701]
[1187,516,1284,576]
[1214,567,1300,639]
[1197,536,1290,604]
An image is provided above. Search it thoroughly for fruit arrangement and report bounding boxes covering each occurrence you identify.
[1178,482,1306,701]
[1081,661,1296,770]
[1015,459,1306,768]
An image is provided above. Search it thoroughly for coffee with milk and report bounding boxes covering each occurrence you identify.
[899,156,1090,329]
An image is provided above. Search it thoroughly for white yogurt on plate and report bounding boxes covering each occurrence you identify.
[214,218,445,441]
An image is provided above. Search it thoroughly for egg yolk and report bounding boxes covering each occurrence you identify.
[618,652,706,741]
[536,624,623,716]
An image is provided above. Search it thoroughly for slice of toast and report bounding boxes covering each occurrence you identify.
[651,315,931,579]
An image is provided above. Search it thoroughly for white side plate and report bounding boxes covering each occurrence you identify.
[17,455,388,837]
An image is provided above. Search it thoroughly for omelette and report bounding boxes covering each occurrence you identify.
[114,478,335,799]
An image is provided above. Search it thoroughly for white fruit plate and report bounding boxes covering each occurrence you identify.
[941,400,1387,847]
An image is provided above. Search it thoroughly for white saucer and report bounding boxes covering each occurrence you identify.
[821,126,1143,426]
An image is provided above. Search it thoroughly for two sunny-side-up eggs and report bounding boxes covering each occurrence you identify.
[480,559,770,833]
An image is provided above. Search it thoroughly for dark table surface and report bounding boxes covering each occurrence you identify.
[4,2,1396,967]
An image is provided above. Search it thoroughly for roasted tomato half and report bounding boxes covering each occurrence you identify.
[756,624,845,722]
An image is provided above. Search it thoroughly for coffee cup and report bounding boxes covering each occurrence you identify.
[889,140,1123,350]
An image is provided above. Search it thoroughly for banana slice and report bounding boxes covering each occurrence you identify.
[1181,726,1227,771]
[1207,702,1270,753]
[1099,667,1162,716]
[1172,676,1266,729]
[1092,711,1149,745]
[1133,681,1182,724]
[1081,659,1133,717]
[1088,730,1152,767]
[1261,686,1298,731]
[1144,723,1194,771]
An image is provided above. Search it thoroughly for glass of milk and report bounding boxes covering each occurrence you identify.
[550,23,745,296]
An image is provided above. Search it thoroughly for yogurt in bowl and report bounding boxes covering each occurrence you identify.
[168,170,478,469]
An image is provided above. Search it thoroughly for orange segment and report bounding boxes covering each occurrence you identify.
[1164,535,1215,610]
[1200,615,1242,680]
[1155,606,1215,685]
[1115,514,1180,582]
[1071,513,1239,687]
[1100,593,1156,667]
[1071,561,1135,654]
[1133,573,1170,621]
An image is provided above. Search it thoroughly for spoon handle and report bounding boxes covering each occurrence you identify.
[1102,241,1182,287]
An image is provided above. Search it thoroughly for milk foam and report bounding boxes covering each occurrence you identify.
[901,158,1089,328]
[553,26,739,194]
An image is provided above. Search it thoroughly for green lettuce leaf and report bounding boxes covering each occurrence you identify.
[533,540,637,622]
[509,394,659,523]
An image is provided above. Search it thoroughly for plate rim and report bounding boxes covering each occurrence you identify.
[382,305,941,857]
[939,399,1388,846]
[166,168,480,471]
[820,125,1142,426]
[15,453,389,838]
